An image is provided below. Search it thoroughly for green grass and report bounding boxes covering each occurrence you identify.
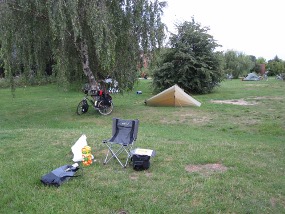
[0,78,285,213]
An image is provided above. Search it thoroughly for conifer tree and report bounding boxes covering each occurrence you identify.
[152,18,223,94]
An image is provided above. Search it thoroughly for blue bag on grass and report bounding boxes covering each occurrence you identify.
[41,164,81,187]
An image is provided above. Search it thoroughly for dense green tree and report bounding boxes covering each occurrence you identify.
[0,41,4,78]
[152,18,223,94]
[224,50,254,78]
[267,56,285,76]
[224,50,238,78]
[238,53,255,76]
[248,56,267,74]
[256,57,267,64]
[249,55,257,64]
[0,0,166,90]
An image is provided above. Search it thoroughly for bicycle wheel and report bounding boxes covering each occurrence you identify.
[98,101,113,115]
[76,100,89,115]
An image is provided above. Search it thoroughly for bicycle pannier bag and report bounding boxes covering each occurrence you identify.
[82,100,89,113]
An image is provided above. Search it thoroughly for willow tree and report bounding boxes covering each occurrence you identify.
[0,0,166,90]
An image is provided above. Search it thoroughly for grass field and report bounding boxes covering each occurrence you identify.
[0,78,284,213]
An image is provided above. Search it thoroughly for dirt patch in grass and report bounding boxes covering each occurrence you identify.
[129,171,152,180]
[244,83,268,87]
[129,174,139,180]
[116,209,129,214]
[185,163,228,176]
[211,96,284,106]
[160,109,212,125]
[211,99,257,106]
[252,96,283,100]
[270,197,285,208]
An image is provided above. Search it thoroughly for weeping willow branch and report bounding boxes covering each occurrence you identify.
[0,0,166,91]
[6,1,48,20]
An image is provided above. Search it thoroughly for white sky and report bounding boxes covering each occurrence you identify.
[161,0,285,61]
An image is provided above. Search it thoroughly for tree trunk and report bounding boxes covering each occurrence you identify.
[79,40,98,90]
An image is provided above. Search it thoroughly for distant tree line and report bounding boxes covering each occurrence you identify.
[149,18,284,94]
[222,52,285,78]
[0,1,284,94]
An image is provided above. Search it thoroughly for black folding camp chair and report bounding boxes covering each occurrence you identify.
[102,118,139,167]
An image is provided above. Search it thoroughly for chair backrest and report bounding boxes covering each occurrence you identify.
[110,118,139,145]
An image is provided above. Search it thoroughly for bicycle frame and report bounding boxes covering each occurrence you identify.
[77,89,113,116]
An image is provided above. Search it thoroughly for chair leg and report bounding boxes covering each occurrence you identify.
[103,144,133,168]
[103,144,126,167]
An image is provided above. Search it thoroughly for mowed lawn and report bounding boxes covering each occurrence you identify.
[0,78,284,213]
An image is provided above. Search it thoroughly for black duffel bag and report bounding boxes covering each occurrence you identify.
[131,154,150,171]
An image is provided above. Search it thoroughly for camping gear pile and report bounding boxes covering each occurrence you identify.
[41,85,200,187]
[40,118,157,187]
[40,134,93,187]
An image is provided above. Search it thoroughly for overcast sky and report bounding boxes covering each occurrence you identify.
[161,0,285,61]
